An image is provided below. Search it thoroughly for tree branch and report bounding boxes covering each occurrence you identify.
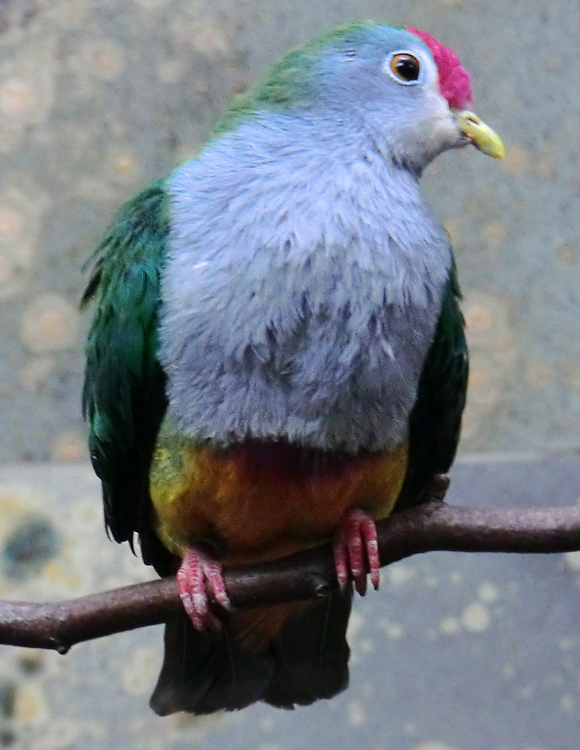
[1,500,580,653]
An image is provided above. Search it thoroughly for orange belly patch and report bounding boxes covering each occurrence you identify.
[149,427,408,650]
[150,431,408,564]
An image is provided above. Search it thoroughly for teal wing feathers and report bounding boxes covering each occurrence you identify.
[82,179,171,570]
[398,262,468,507]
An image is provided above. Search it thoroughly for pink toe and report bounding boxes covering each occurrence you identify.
[177,548,230,631]
[332,525,350,589]
[346,513,364,578]
[204,559,231,610]
[332,508,381,595]
[360,515,380,590]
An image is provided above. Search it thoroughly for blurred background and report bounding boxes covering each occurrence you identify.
[0,1,578,748]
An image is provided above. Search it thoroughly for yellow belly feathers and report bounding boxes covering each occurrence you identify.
[149,420,408,648]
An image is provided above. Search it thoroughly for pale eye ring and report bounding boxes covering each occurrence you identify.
[385,51,422,85]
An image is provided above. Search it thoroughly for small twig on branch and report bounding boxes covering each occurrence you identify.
[1,500,580,654]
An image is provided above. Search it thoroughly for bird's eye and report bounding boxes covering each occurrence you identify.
[387,52,421,84]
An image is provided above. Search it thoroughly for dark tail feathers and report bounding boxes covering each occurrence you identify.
[150,589,352,716]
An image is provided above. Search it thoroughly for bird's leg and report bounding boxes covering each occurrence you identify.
[177,548,231,631]
[424,473,451,502]
[332,508,380,596]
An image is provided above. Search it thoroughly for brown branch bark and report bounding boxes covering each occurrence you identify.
[1,500,580,654]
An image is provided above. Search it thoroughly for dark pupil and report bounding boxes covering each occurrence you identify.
[395,56,419,81]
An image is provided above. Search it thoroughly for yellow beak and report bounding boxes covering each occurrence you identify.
[456,110,506,159]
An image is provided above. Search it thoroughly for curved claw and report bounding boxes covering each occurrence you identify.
[177,548,231,631]
[332,508,380,596]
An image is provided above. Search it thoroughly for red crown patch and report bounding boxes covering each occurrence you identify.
[407,28,473,109]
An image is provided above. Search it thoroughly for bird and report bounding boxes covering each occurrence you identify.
[82,21,504,716]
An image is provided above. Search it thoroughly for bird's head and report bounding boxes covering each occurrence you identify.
[230,22,505,175]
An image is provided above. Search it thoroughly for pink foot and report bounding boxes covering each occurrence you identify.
[177,548,231,631]
[332,508,380,596]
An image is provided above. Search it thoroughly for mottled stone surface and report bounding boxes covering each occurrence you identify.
[0,1,578,461]
[1,457,580,749]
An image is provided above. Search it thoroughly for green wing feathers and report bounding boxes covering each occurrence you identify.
[82,180,169,563]
[398,263,469,507]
